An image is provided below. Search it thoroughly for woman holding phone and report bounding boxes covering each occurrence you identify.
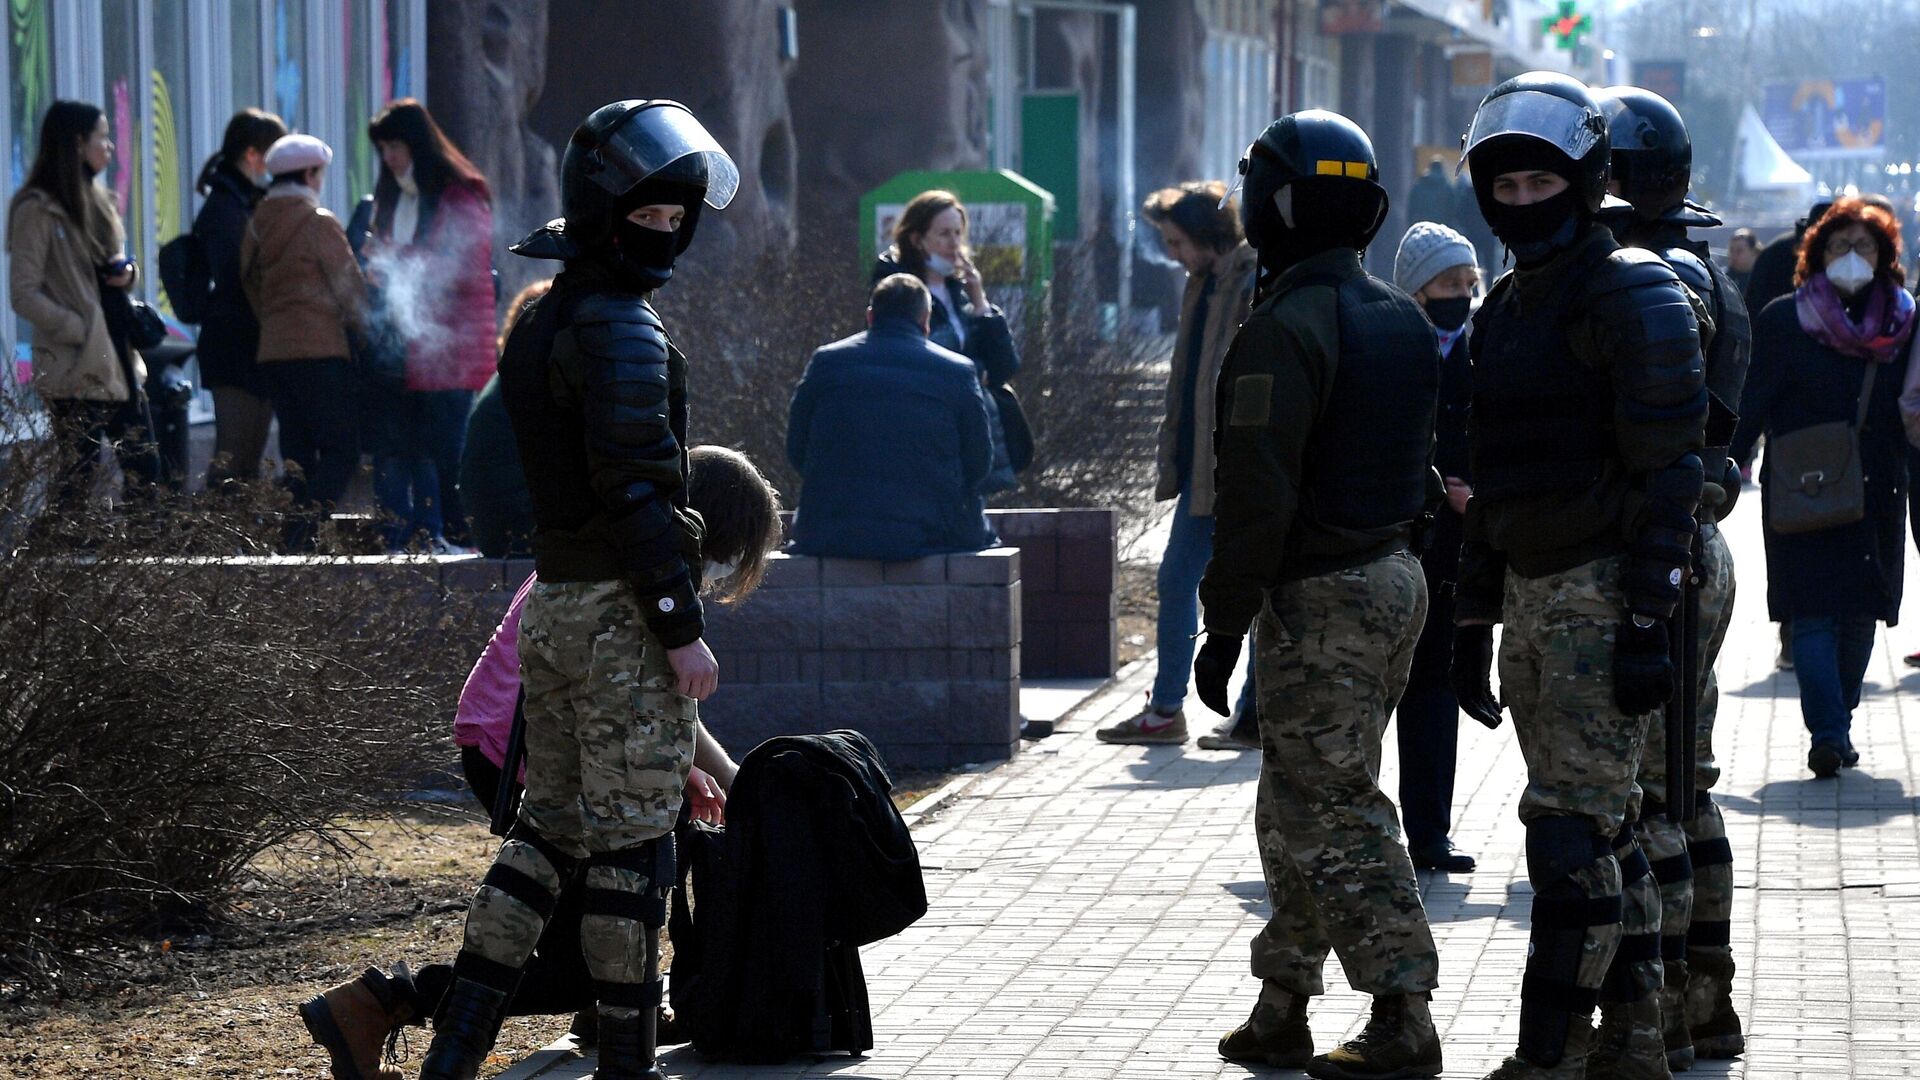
[872,189,1027,494]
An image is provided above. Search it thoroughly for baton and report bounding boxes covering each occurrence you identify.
[490,687,528,837]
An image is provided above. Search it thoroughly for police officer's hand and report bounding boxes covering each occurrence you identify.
[1193,633,1243,717]
[1614,617,1673,716]
[668,638,720,700]
[1449,623,1504,729]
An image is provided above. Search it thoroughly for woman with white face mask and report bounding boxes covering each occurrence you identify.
[1730,196,1915,778]
[873,189,1028,494]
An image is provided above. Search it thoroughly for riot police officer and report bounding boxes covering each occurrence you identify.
[1448,73,1708,1080]
[1196,110,1444,1080]
[1596,84,1752,1074]
[419,99,737,1080]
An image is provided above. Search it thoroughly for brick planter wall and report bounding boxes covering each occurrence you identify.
[986,509,1117,678]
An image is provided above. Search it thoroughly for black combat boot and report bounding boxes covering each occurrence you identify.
[1660,972,1693,1071]
[1479,1020,1593,1079]
[418,977,511,1080]
[1585,997,1672,1080]
[1683,951,1743,1059]
[1219,980,1314,1068]
[1307,993,1443,1079]
[592,1007,664,1080]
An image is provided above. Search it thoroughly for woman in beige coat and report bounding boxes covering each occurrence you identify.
[240,133,367,549]
[7,99,162,512]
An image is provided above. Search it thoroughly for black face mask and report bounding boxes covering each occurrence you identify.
[1425,295,1471,332]
[1484,187,1582,266]
[610,219,679,291]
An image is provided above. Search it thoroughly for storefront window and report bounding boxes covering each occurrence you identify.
[7,0,54,192]
[152,3,197,312]
[384,0,413,102]
[101,0,146,275]
[232,0,265,115]
[274,0,307,132]
[344,0,375,202]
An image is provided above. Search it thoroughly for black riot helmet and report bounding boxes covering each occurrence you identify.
[1596,86,1691,221]
[1462,72,1613,263]
[512,100,737,288]
[1232,109,1388,281]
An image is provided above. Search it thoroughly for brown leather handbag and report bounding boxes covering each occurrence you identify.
[1766,363,1877,534]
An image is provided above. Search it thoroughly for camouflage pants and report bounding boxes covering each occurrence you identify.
[456,580,694,1008]
[517,579,697,856]
[1684,531,1738,965]
[1250,550,1439,997]
[1500,556,1653,836]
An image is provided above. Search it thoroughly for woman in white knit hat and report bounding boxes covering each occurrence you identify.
[241,132,367,549]
[1390,219,1481,873]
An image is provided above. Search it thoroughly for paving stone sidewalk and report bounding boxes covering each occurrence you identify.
[509,507,1920,1079]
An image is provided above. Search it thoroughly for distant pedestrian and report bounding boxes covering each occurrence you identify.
[193,107,288,489]
[240,133,367,550]
[787,274,996,560]
[362,99,496,552]
[7,99,162,524]
[1724,227,1759,296]
[1406,158,1458,233]
[458,278,550,558]
[1390,220,1479,874]
[1737,197,1915,778]
[1097,181,1261,749]
[873,190,1029,493]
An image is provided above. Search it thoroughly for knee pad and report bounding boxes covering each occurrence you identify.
[1525,816,1612,887]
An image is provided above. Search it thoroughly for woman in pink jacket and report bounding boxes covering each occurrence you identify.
[361,99,497,552]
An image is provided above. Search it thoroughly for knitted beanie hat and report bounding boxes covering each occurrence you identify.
[1394,221,1477,296]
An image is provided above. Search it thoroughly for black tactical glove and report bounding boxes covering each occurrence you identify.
[1193,633,1244,717]
[1614,617,1674,716]
[1717,458,1743,520]
[1449,624,1503,729]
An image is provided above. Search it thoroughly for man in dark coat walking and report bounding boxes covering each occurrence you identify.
[787,274,996,561]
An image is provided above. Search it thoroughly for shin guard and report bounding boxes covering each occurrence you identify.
[1519,817,1623,1067]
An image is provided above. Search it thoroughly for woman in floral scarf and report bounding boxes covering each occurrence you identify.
[1731,195,1916,777]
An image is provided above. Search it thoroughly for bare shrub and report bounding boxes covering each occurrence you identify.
[0,417,487,996]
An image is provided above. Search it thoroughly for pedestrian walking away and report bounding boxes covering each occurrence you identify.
[1099,180,1261,750]
[1390,219,1482,875]
[1596,83,1754,1072]
[1450,71,1709,1080]
[1199,110,1444,1080]
[415,97,738,1080]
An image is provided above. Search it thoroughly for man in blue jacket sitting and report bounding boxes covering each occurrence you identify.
[788,274,997,560]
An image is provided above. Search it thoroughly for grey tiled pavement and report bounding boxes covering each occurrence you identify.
[507,506,1920,1078]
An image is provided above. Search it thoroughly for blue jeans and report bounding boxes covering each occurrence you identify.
[1791,614,1876,750]
[1154,488,1257,718]
[373,388,474,545]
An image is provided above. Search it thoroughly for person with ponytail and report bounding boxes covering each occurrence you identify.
[7,99,162,520]
[194,107,288,488]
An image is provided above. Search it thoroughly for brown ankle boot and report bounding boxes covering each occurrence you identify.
[1219,981,1314,1068]
[300,967,416,1080]
[1307,993,1442,1079]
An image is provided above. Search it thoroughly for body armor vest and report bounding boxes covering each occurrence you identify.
[1468,246,1617,500]
[1296,272,1439,534]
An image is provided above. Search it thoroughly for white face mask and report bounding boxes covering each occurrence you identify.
[925,251,956,277]
[704,558,741,584]
[1826,251,1876,296]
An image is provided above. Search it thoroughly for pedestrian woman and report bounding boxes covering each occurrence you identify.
[1736,196,1916,778]
[7,99,161,522]
[873,189,1028,493]
[362,99,495,551]
[193,107,287,489]
[241,133,367,550]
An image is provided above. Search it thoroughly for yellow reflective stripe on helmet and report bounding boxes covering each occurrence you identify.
[1344,161,1369,178]
[1314,160,1371,178]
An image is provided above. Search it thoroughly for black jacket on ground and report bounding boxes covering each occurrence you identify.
[1731,294,1908,625]
[787,317,996,560]
[191,162,266,392]
[673,731,927,1064]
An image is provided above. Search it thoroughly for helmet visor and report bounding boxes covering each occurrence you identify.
[592,103,740,209]
[1463,90,1603,165]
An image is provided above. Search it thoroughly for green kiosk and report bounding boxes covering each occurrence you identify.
[858,170,1056,315]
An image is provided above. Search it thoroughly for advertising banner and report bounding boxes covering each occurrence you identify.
[1761,77,1887,160]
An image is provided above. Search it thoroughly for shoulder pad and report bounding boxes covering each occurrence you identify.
[510,219,579,261]
[1583,246,1681,301]
[1662,246,1714,295]
[572,294,668,363]
[1660,200,1723,229]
